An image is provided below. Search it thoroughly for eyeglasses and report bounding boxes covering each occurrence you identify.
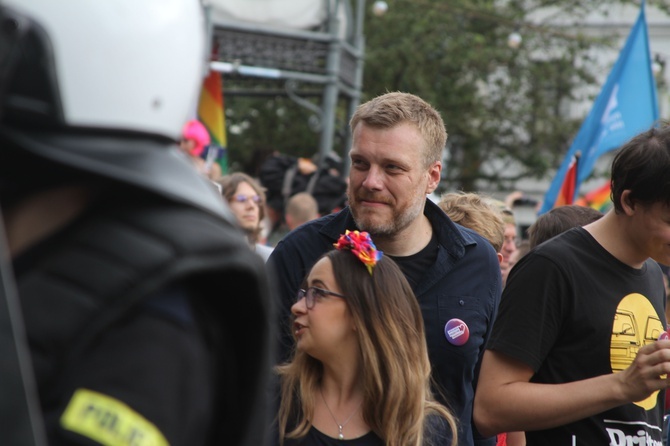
[233,194,261,204]
[296,286,346,309]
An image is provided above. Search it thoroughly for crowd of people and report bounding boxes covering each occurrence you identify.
[3,2,670,446]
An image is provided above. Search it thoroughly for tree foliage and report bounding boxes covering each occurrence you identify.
[363,0,627,191]
[223,0,665,190]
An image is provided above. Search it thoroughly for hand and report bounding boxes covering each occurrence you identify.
[504,191,524,209]
[615,339,670,403]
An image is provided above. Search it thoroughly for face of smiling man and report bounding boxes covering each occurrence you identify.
[347,121,440,238]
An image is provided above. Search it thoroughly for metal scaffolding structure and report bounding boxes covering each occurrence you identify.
[209,0,367,172]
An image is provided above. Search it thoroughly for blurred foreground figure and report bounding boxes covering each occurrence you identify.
[0,1,271,445]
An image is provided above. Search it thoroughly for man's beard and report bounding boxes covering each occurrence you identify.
[349,191,424,238]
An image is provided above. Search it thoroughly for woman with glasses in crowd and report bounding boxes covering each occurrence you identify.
[275,231,457,446]
[217,172,274,261]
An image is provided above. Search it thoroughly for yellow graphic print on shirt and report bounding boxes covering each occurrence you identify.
[610,293,664,410]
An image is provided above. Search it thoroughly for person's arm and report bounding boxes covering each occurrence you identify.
[505,430,525,446]
[473,344,670,437]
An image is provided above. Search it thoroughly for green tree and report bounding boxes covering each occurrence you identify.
[362,0,645,191]
[223,0,667,191]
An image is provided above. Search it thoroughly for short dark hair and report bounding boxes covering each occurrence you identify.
[611,123,670,213]
[528,205,603,248]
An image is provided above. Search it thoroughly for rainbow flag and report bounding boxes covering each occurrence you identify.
[198,70,228,174]
[575,181,613,212]
[554,155,578,207]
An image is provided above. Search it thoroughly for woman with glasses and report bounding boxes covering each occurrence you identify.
[275,231,457,446]
[217,172,274,261]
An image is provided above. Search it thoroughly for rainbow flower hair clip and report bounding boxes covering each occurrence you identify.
[334,230,383,275]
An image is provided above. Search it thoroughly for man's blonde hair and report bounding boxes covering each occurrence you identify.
[438,192,505,252]
[350,92,446,168]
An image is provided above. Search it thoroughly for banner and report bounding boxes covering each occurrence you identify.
[574,181,613,212]
[198,70,228,175]
[539,1,658,214]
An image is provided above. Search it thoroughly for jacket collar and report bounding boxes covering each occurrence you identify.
[320,199,477,261]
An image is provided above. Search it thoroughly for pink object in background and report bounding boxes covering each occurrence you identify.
[182,119,210,156]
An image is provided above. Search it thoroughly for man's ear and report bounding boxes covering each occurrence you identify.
[426,161,442,194]
[620,190,636,216]
[497,252,504,265]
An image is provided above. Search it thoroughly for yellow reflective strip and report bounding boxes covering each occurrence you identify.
[60,388,169,446]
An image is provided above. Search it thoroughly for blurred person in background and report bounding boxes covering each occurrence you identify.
[527,205,603,249]
[267,192,320,246]
[285,192,320,232]
[486,199,517,286]
[180,119,222,180]
[438,191,504,264]
[218,172,274,261]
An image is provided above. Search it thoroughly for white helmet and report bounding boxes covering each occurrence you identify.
[0,0,228,217]
[5,0,207,137]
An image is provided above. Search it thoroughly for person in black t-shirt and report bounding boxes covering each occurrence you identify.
[474,125,670,445]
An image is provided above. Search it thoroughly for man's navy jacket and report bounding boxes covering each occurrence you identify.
[268,199,502,446]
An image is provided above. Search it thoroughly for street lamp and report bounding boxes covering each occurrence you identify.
[372,1,388,17]
[507,31,522,49]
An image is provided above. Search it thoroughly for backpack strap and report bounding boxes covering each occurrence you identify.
[281,163,299,207]
[305,169,320,195]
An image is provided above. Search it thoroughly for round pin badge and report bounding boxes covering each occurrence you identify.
[444,318,469,346]
[659,330,670,341]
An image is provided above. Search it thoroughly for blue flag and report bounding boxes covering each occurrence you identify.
[539,1,659,214]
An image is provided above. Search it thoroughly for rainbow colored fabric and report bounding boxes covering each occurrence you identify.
[554,155,578,207]
[334,230,383,275]
[575,181,612,212]
[197,70,228,174]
